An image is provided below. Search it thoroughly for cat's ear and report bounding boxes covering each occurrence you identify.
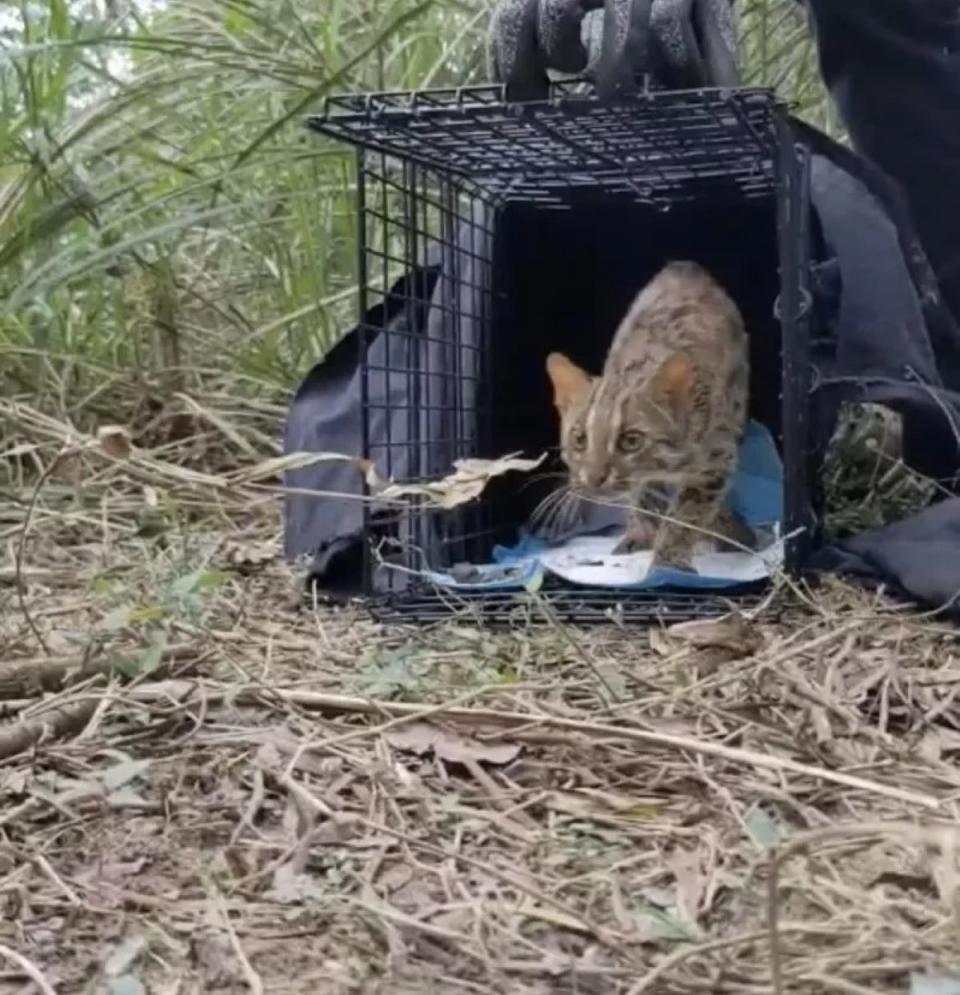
[649,353,694,418]
[546,353,593,413]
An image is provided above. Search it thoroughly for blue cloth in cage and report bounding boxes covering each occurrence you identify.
[422,419,785,592]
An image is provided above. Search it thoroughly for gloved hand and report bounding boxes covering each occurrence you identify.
[488,0,739,102]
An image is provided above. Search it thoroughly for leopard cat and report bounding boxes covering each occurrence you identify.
[543,260,756,570]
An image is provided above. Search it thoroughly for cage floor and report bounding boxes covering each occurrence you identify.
[366,580,767,626]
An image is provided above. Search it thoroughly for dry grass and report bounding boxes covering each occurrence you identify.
[3,398,960,995]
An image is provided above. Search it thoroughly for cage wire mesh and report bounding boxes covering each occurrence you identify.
[308,83,812,624]
[354,154,499,591]
[314,83,786,206]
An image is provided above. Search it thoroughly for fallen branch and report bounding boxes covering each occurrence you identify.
[0,699,97,761]
[0,650,209,759]
[0,944,58,995]
[3,677,942,810]
[0,566,61,585]
[0,643,206,701]
[131,682,942,810]
[626,922,840,995]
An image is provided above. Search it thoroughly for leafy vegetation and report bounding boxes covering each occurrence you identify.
[1,0,832,424]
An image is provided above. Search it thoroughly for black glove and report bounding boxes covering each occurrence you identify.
[488,0,739,102]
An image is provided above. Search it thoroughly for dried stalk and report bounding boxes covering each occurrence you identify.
[0,699,98,760]
[131,681,942,810]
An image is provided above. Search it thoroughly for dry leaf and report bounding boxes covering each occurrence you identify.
[668,848,706,926]
[387,871,437,912]
[101,759,151,791]
[385,721,521,766]
[573,788,668,817]
[75,858,148,908]
[361,452,546,510]
[930,832,959,909]
[192,930,245,985]
[268,862,327,904]
[105,934,147,977]
[649,626,677,658]
[223,540,275,574]
[516,898,592,934]
[547,790,666,822]
[221,846,269,881]
[808,705,834,744]
[429,907,474,935]
[281,793,311,845]
[97,425,134,459]
[51,450,84,484]
[744,803,784,849]
[651,616,762,669]
[2,770,29,795]
[634,903,701,942]
[666,616,762,656]
[108,977,146,995]
[376,863,414,895]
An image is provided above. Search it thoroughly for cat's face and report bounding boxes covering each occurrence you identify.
[545,351,694,496]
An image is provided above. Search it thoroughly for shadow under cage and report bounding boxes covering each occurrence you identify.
[306,83,815,623]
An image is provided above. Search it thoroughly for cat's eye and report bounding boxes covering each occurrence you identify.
[571,428,587,451]
[617,430,643,452]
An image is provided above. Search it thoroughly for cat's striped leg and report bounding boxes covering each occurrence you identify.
[712,505,757,552]
[653,476,730,570]
[612,486,658,554]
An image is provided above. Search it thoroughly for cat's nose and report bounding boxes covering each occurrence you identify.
[580,468,607,490]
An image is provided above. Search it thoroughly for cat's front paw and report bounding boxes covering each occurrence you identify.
[714,507,756,552]
[612,533,645,555]
[611,513,657,555]
[612,522,657,555]
[653,550,696,573]
[652,531,697,573]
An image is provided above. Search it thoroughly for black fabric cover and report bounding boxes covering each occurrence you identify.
[802,0,960,331]
[284,0,960,614]
[796,0,960,610]
[813,498,960,612]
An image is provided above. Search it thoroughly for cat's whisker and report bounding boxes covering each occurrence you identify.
[530,484,586,540]
[546,502,578,538]
[541,488,584,539]
[526,473,571,485]
[529,486,569,530]
[514,472,569,496]
[531,485,567,514]
[578,491,635,513]
[556,492,584,536]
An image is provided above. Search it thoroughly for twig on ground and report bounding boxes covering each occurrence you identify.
[0,943,58,995]
[626,923,836,995]
[217,895,264,995]
[0,642,205,700]
[133,681,943,810]
[0,699,98,761]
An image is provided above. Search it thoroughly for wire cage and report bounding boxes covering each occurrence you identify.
[307,82,813,624]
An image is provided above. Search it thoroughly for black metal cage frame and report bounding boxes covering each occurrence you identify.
[308,82,813,625]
